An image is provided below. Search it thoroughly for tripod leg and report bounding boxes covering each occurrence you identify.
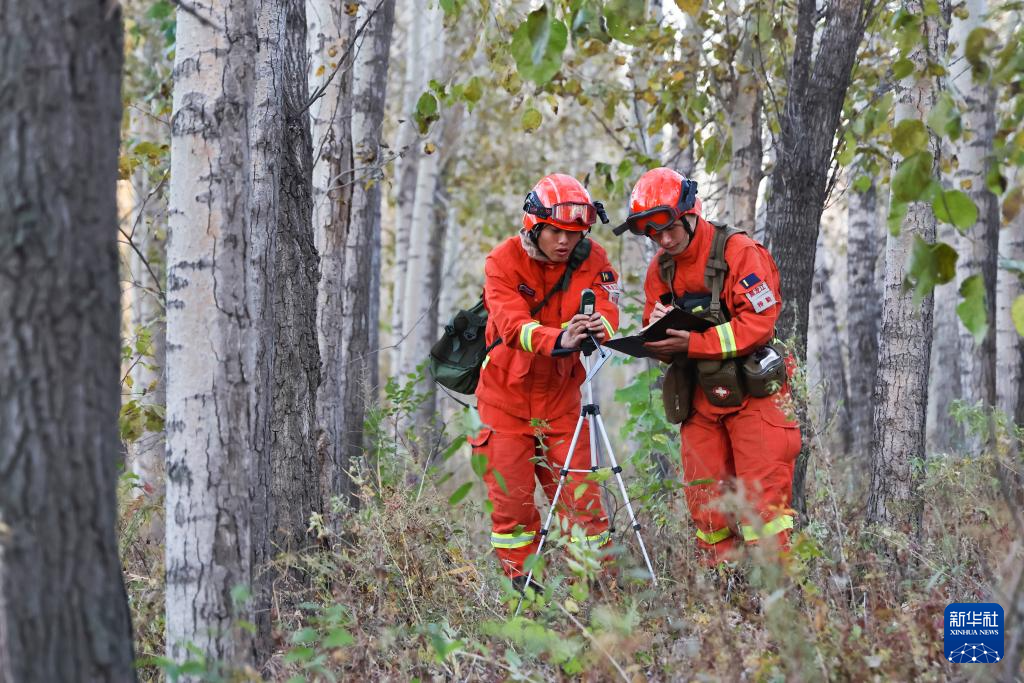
[593,413,659,586]
[515,412,587,615]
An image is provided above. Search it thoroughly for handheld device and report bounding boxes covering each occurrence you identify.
[579,288,596,316]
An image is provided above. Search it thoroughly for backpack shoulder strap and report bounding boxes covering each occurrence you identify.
[657,250,677,299]
[530,238,592,315]
[705,220,746,320]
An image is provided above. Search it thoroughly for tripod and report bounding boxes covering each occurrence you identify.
[516,336,658,614]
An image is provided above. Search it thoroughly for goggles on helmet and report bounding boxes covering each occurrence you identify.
[613,178,699,236]
[523,191,607,227]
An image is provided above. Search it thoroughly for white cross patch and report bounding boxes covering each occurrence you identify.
[600,281,621,306]
[745,282,777,313]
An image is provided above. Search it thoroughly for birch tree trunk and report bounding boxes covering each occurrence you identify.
[996,179,1024,418]
[333,0,396,506]
[723,2,763,231]
[399,2,442,381]
[391,0,427,372]
[927,221,963,452]
[811,235,852,452]
[309,0,356,507]
[846,181,881,459]
[127,96,168,501]
[166,1,262,668]
[0,4,134,680]
[868,0,947,541]
[951,0,999,443]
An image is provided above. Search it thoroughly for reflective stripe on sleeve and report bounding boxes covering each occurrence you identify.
[519,321,542,352]
[741,514,794,542]
[600,315,614,339]
[713,322,737,358]
[481,354,491,369]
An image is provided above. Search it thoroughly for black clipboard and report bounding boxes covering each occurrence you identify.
[603,307,713,359]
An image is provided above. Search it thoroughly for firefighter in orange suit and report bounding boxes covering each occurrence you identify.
[472,173,621,588]
[618,167,800,564]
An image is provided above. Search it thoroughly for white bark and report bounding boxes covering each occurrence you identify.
[126,93,168,500]
[996,179,1024,418]
[165,1,261,668]
[722,1,762,230]
[868,0,947,535]
[399,2,442,379]
[846,180,881,458]
[309,0,355,506]
[811,233,851,452]
[927,220,963,452]
[951,0,999,433]
[391,0,427,371]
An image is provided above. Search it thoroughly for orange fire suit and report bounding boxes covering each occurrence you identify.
[643,217,801,564]
[472,235,620,577]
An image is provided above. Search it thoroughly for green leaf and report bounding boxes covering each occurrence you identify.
[573,483,589,501]
[897,120,929,158]
[470,452,487,479]
[146,0,174,20]
[703,136,724,173]
[604,0,647,44]
[965,27,997,78]
[931,189,977,231]
[230,584,251,606]
[462,76,483,104]
[956,274,988,344]
[887,201,909,236]
[853,175,873,193]
[904,236,958,302]
[283,647,315,664]
[493,469,509,495]
[891,151,935,203]
[927,91,961,140]
[291,628,319,645]
[323,628,354,648]
[1011,295,1024,336]
[448,482,473,506]
[892,58,914,80]
[511,8,569,85]
[521,108,543,133]
[892,119,929,157]
[414,93,440,134]
[439,434,466,462]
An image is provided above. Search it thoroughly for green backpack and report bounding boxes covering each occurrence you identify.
[428,239,592,395]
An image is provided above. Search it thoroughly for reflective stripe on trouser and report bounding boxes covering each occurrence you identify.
[741,513,794,542]
[680,397,800,565]
[470,409,609,577]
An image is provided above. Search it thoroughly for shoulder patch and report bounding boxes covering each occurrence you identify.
[739,273,761,289]
[599,271,616,283]
[745,282,777,313]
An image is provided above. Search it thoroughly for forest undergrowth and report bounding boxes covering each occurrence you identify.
[119,375,1024,682]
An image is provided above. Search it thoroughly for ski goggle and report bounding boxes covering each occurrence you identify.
[619,207,679,237]
[613,178,699,236]
[523,191,603,226]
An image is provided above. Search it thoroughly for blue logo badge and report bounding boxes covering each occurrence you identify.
[944,602,1004,663]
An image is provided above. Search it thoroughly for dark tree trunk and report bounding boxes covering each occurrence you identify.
[763,0,873,348]
[762,0,873,513]
[0,2,135,681]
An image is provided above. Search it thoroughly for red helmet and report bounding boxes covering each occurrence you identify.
[614,167,701,237]
[522,173,603,232]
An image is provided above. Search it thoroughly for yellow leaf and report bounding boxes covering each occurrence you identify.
[316,64,325,77]
[960,178,973,191]
[423,142,437,155]
[674,0,703,16]
[344,2,359,15]
[328,46,338,58]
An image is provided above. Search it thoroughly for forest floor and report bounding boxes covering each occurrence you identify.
[120,417,1023,682]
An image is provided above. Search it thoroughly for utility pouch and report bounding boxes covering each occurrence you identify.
[741,340,787,397]
[662,357,694,424]
[695,358,745,407]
